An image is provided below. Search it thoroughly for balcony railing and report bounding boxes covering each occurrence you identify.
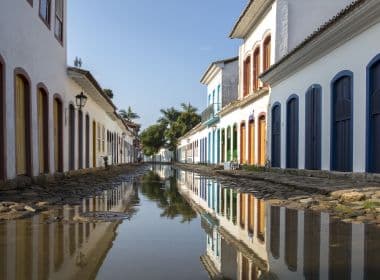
[201,103,220,124]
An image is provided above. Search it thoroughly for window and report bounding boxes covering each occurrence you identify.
[263,35,271,72]
[27,0,33,6]
[55,0,64,43]
[253,47,261,90]
[39,0,51,26]
[243,56,251,97]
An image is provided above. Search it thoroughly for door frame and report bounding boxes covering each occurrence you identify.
[36,83,50,173]
[53,94,64,172]
[258,113,267,166]
[0,55,6,179]
[286,95,299,169]
[14,68,33,176]
[271,102,281,168]
[330,70,353,172]
[305,84,322,170]
[366,54,380,173]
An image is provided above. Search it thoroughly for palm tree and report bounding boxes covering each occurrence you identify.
[158,107,180,126]
[180,102,198,114]
[119,106,140,121]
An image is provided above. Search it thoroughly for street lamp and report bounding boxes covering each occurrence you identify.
[75,91,88,110]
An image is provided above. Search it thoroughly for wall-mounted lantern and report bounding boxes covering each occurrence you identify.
[75,91,88,110]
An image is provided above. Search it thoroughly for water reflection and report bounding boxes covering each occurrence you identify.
[0,165,380,279]
[0,181,139,280]
[176,169,380,280]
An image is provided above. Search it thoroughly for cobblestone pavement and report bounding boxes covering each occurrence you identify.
[175,163,380,225]
[0,164,148,220]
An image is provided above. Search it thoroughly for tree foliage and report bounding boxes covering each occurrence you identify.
[119,106,140,121]
[140,123,166,156]
[104,88,114,99]
[140,103,201,155]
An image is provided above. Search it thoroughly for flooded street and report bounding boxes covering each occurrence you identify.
[0,164,379,279]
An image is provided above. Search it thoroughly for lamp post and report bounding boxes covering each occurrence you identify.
[75,91,88,110]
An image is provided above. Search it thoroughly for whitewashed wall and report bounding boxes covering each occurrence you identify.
[268,22,380,172]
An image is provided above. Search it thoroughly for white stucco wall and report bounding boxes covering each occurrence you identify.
[0,1,134,179]
[268,22,380,172]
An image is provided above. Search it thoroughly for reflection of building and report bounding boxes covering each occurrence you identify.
[151,164,173,180]
[0,181,137,280]
[177,169,380,279]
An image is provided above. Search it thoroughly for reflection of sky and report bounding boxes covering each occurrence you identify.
[97,189,208,280]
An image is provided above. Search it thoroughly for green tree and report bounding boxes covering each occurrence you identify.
[103,89,114,99]
[140,124,166,156]
[158,107,181,127]
[119,106,140,121]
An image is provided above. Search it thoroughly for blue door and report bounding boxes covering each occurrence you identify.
[286,96,299,168]
[305,86,322,170]
[369,60,380,173]
[332,74,353,172]
[271,104,281,167]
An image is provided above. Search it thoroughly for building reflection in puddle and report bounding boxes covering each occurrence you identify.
[176,169,380,280]
[0,180,138,280]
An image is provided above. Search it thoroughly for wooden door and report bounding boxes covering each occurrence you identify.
[271,105,281,167]
[286,98,299,168]
[85,115,90,168]
[68,105,75,170]
[92,121,96,167]
[248,194,254,234]
[369,61,380,173]
[53,98,62,172]
[258,116,266,166]
[332,76,352,172]
[15,75,28,175]
[37,89,48,173]
[305,86,322,170]
[0,62,4,179]
[248,120,255,165]
[240,123,246,164]
[257,199,265,242]
[240,193,246,229]
[221,129,225,162]
[78,110,83,169]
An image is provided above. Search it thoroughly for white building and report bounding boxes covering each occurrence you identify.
[261,0,380,173]
[0,0,137,181]
[178,0,353,167]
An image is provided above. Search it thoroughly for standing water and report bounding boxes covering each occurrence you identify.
[0,164,379,279]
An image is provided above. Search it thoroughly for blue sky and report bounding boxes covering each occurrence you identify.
[67,0,247,128]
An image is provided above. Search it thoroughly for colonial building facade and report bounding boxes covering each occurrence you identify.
[0,0,137,181]
[178,0,352,167]
[262,0,380,173]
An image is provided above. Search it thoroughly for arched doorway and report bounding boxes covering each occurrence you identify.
[15,72,31,176]
[331,72,353,172]
[240,122,246,164]
[271,104,281,168]
[305,85,322,170]
[221,129,225,162]
[78,110,83,169]
[286,96,299,168]
[367,56,380,173]
[258,115,266,166]
[37,86,49,173]
[53,96,63,172]
[85,114,90,168]
[92,121,97,167]
[0,57,5,179]
[68,104,75,170]
[227,126,231,161]
[248,119,255,165]
[233,124,237,161]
